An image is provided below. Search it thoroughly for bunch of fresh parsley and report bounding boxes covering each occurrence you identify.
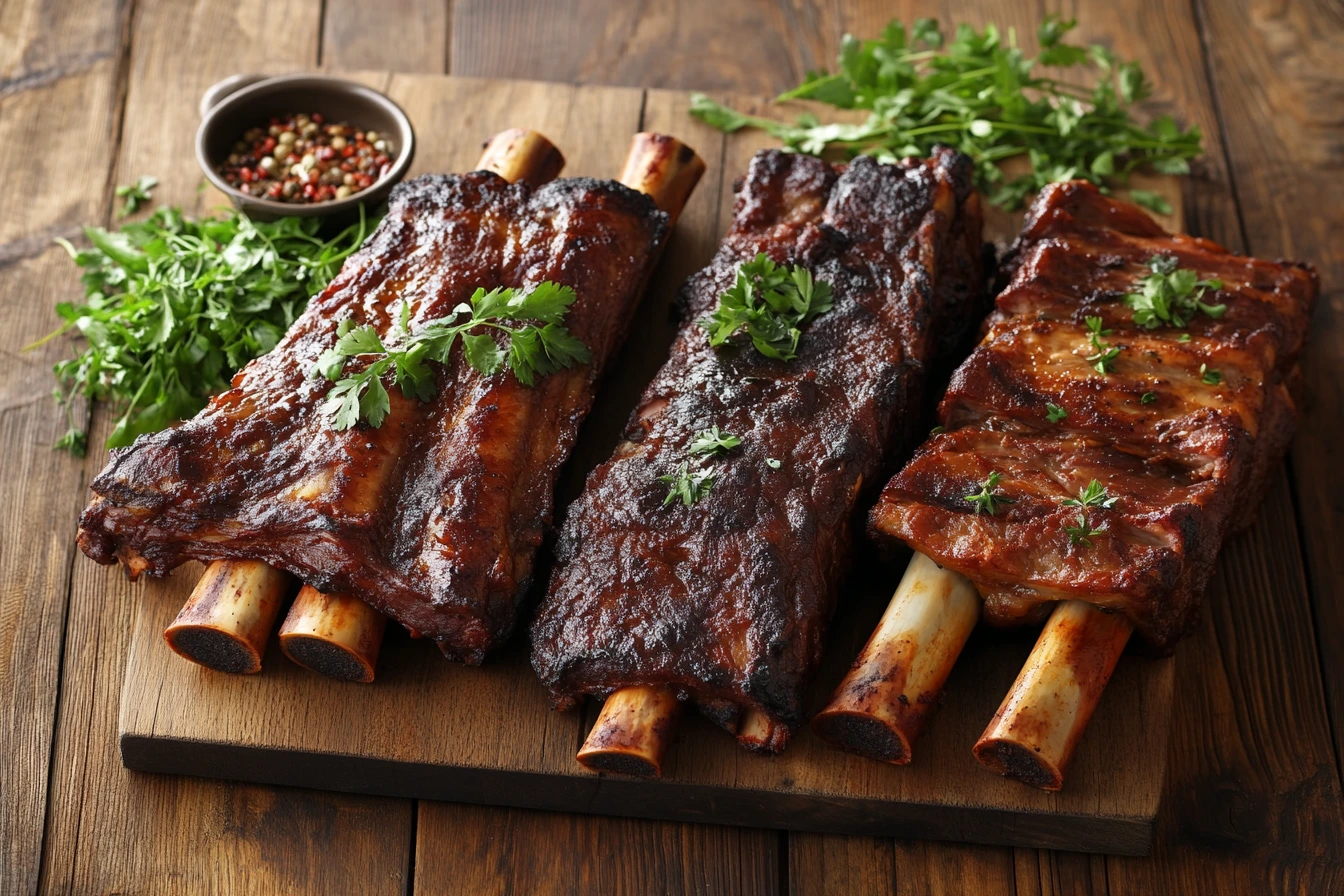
[700,254,833,360]
[35,202,376,454]
[690,16,1201,213]
[314,282,590,431]
[1125,255,1224,329]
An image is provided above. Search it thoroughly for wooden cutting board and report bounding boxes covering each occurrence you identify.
[116,74,1181,857]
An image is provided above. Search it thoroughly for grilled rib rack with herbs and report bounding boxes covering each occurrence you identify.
[78,163,677,662]
[531,147,986,758]
[869,180,1318,652]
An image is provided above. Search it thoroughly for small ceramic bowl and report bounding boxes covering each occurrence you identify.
[195,73,416,220]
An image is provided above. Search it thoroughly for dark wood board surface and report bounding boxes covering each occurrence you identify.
[4,0,1340,893]
[110,73,1182,857]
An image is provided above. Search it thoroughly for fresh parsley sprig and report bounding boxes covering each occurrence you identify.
[1062,479,1119,509]
[35,203,376,451]
[965,471,1014,516]
[1061,480,1117,547]
[315,282,590,431]
[1064,512,1107,547]
[689,16,1202,213]
[1125,255,1224,329]
[658,426,747,506]
[701,254,833,360]
[1084,316,1121,374]
[115,176,157,218]
[688,425,743,456]
[659,461,717,506]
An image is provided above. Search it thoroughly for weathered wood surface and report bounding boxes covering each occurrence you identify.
[4,0,1341,893]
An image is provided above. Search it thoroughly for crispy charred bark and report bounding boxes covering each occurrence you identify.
[533,147,987,750]
[870,181,1319,652]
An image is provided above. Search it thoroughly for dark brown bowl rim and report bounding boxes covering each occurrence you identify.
[194,74,416,217]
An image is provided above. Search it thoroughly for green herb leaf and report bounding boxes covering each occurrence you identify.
[658,461,716,506]
[41,203,377,451]
[1064,511,1107,547]
[1046,402,1069,423]
[1124,255,1225,330]
[1062,479,1119,509]
[1127,189,1172,215]
[965,471,1014,516]
[54,427,88,458]
[688,425,743,456]
[1200,363,1222,385]
[462,331,506,376]
[1084,315,1122,374]
[115,176,158,218]
[700,254,833,360]
[316,281,590,429]
[1141,391,1157,404]
[688,16,1203,211]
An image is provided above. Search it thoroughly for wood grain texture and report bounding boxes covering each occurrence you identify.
[448,0,831,94]
[416,804,778,896]
[38,3,414,893]
[0,1,129,892]
[1196,0,1344,785]
[322,0,448,73]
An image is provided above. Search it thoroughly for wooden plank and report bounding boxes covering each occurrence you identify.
[1195,0,1344,778]
[416,804,778,895]
[0,1,129,892]
[447,0,829,94]
[38,2,414,892]
[114,76,1178,857]
[322,0,448,73]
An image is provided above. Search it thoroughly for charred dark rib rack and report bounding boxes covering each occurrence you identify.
[78,158,680,663]
[532,146,986,769]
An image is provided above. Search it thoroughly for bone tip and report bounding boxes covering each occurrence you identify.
[575,746,662,778]
[810,710,913,765]
[280,634,376,683]
[164,626,262,675]
[972,737,1065,791]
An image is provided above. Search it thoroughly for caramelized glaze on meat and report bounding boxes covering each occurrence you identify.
[869,181,1318,651]
[531,148,986,746]
[78,171,668,662]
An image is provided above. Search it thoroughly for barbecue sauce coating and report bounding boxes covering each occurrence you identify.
[870,181,1318,652]
[531,149,986,746]
[78,171,668,662]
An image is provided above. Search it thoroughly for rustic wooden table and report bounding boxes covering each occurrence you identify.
[2,1,1340,893]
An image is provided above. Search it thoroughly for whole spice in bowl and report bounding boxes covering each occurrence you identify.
[218,112,396,204]
[196,73,415,219]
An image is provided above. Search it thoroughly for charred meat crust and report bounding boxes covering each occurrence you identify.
[530,148,987,746]
[869,180,1318,652]
[78,171,669,662]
